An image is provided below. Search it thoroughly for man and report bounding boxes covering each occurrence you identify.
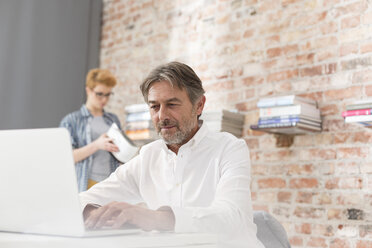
[80,62,264,248]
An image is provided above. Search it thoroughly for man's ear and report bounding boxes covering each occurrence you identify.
[196,95,206,116]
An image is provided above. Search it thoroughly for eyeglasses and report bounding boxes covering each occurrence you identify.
[93,91,114,98]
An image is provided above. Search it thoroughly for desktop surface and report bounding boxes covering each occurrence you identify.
[0,231,217,248]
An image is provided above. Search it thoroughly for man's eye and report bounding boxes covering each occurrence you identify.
[150,105,159,109]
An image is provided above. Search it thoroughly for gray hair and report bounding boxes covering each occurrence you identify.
[140,61,205,104]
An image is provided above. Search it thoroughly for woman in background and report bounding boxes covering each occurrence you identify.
[60,68,121,192]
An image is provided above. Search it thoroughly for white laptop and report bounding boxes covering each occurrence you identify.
[0,127,140,237]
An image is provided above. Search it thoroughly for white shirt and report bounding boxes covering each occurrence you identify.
[80,123,264,248]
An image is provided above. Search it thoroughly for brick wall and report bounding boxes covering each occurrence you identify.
[101,0,372,247]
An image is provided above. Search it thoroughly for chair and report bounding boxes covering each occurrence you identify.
[253,211,291,248]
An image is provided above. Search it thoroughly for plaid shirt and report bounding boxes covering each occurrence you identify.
[59,105,121,192]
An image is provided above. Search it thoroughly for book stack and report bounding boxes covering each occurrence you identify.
[124,103,157,144]
[201,110,245,137]
[250,95,322,134]
[343,100,372,126]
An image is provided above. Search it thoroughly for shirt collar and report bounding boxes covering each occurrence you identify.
[186,120,208,149]
[80,105,91,117]
[80,104,110,119]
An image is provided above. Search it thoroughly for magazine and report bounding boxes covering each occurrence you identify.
[106,123,139,163]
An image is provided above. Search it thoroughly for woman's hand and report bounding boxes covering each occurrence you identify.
[93,133,119,153]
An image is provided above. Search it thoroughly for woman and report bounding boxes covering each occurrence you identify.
[60,68,121,192]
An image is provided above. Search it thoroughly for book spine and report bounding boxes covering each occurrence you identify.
[125,121,153,130]
[258,118,320,127]
[260,114,321,123]
[258,100,315,108]
[126,111,151,122]
[258,117,300,125]
[125,129,156,140]
[257,100,278,108]
[359,121,372,126]
[257,96,316,108]
[346,104,372,110]
[297,119,322,127]
[296,122,321,131]
[259,104,319,118]
[342,109,372,117]
[259,105,302,117]
[257,122,297,129]
[125,104,149,113]
[345,115,372,122]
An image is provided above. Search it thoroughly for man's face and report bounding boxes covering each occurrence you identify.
[147,81,204,145]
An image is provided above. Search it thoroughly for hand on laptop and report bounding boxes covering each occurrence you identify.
[84,201,175,231]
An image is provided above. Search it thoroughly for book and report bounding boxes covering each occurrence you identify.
[259,114,321,122]
[204,121,243,137]
[344,115,372,123]
[259,104,320,118]
[359,121,372,127]
[125,103,149,114]
[126,111,151,122]
[205,120,243,130]
[257,95,316,108]
[252,121,321,131]
[258,117,321,127]
[126,120,154,131]
[106,123,139,163]
[342,108,372,116]
[201,110,244,124]
[346,102,372,110]
[126,128,158,140]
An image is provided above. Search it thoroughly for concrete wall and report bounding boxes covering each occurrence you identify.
[0,0,102,129]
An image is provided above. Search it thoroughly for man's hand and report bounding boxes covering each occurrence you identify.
[84,201,175,231]
[93,133,119,153]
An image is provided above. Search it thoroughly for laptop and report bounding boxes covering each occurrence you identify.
[0,127,140,237]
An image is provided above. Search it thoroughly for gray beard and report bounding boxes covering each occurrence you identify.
[158,108,198,145]
[159,117,196,145]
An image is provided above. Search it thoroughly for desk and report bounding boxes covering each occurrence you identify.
[0,231,217,248]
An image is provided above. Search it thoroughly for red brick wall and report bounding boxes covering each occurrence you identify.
[101,0,372,247]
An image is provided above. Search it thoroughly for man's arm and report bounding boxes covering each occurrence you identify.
[83,202,175,231]
[79,155,144,214]
[81,161,175,232]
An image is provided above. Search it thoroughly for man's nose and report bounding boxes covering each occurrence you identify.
[158,106,169,121]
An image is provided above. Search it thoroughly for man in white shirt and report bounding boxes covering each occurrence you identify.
[80,62,264,248]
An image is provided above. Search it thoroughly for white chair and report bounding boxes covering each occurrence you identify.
[253,211,291,248]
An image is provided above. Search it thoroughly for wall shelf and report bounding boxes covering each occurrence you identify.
[251,95,322,147]
[250,124,321,147]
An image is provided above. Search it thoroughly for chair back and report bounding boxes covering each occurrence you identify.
[253,211,291,248]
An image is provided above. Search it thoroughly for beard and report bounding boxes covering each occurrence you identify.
[156,109,197,145]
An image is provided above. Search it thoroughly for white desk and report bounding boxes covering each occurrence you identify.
[0,231,217,248]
